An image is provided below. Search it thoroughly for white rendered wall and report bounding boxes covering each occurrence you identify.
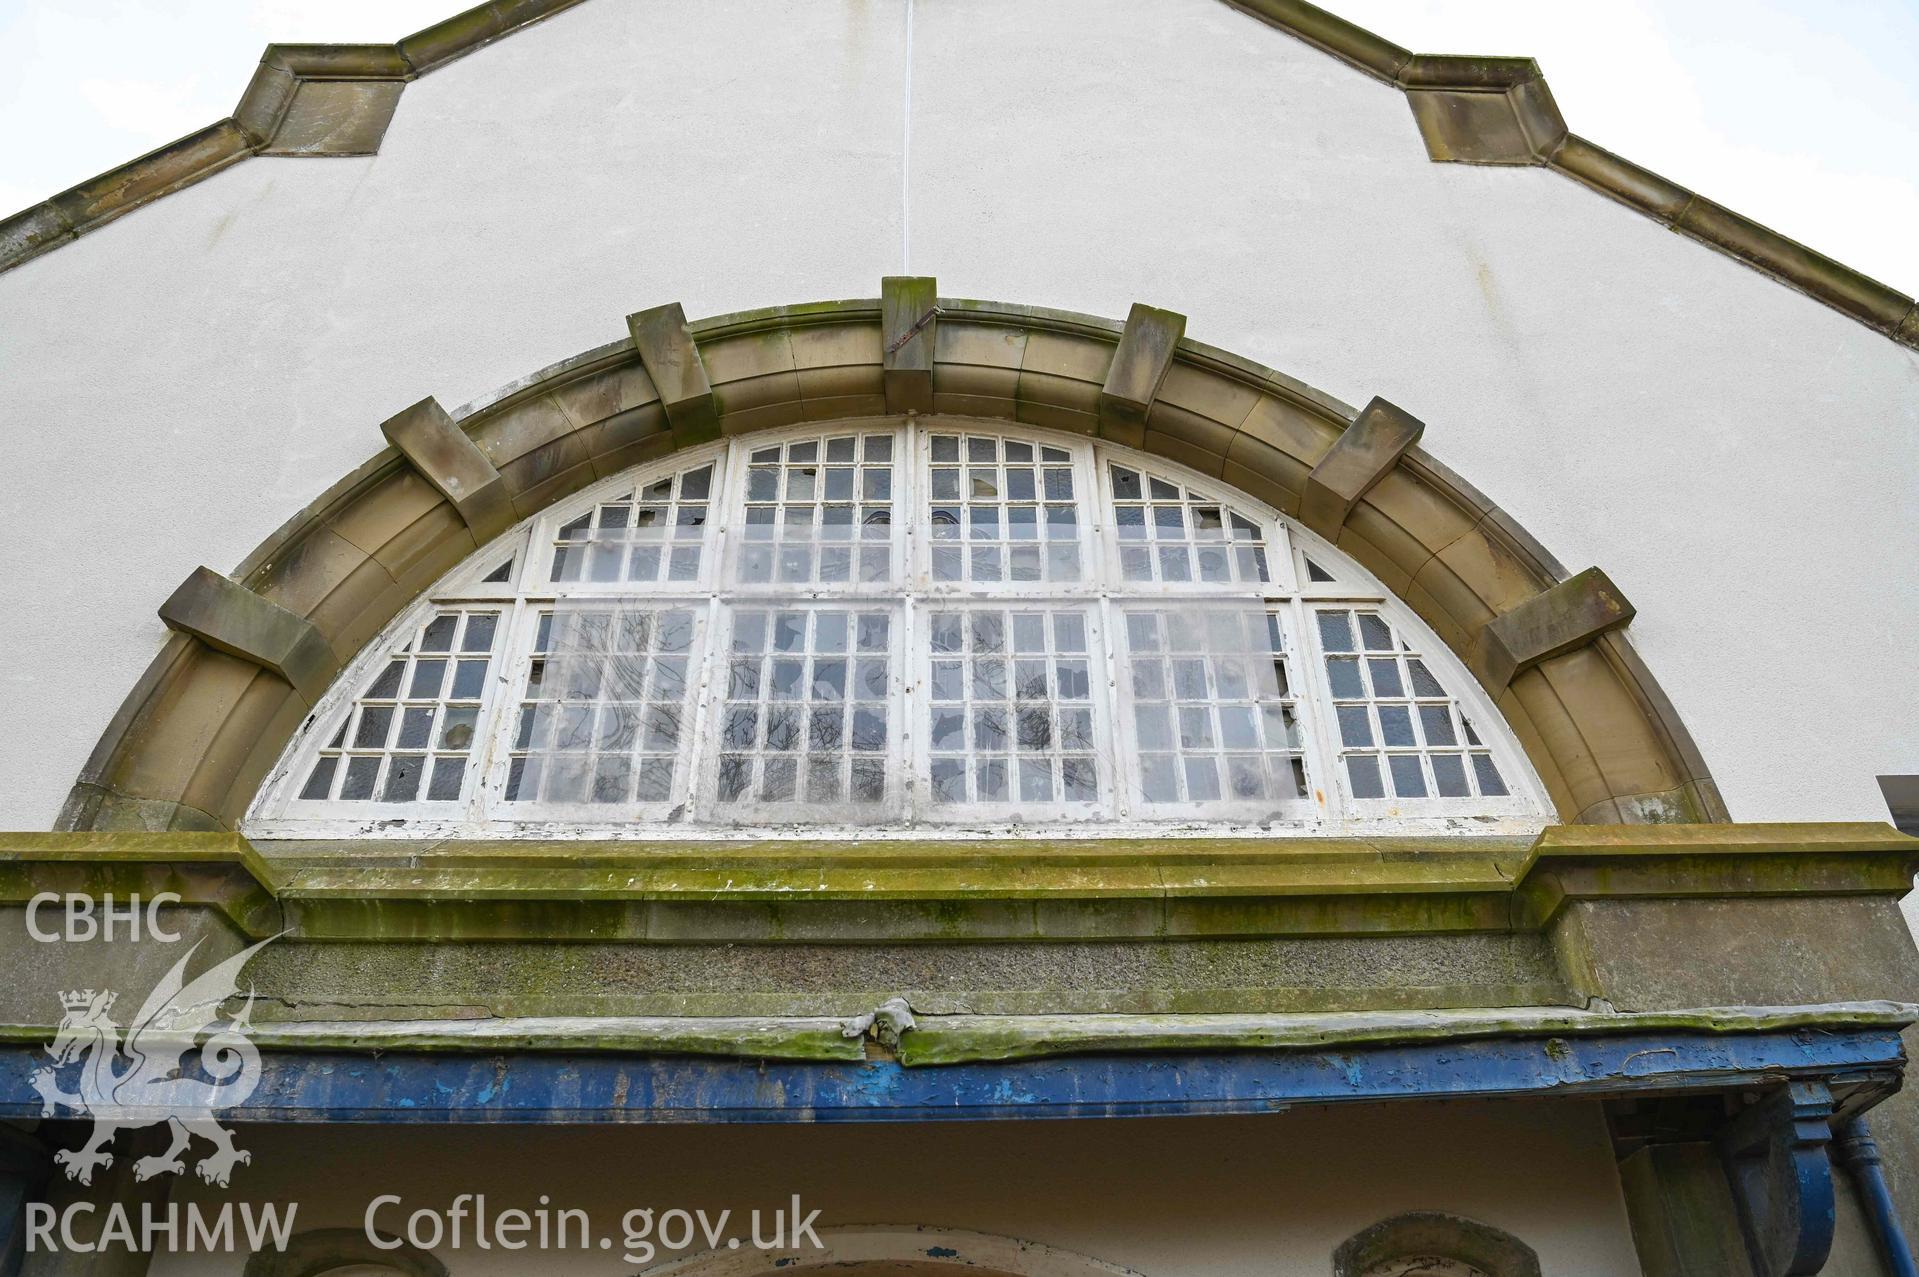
[0,0,1914,829]
[148,1102,1642,1275]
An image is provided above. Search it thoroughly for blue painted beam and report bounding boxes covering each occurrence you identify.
[1,1029,1902,1125]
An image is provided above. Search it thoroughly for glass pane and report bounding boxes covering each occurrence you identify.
[733,433,896,586]
[712,607,892,811]
[505,604,701,808]
[931,432,1081,584]
[543,461,715,586]
[277,429,1535,833]
[1120,607,1307,807]
[1315,609,1506,812]
[926,606,1098,808]
[1346,754,1384,799]
[297,608,499,808]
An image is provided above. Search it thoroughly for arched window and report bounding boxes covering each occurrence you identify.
[247,423,1548,836]
[1332,1212,1541,1277]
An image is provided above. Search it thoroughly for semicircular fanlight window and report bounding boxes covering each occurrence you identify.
[251,422,1547,836]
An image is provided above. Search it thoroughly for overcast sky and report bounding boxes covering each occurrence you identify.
[2,0,1914,293]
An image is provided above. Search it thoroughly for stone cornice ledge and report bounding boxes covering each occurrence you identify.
[0,0,586,271]
[1,823,1912,943]
[0,1003,1908,1067]
[892,1002,1919,1067]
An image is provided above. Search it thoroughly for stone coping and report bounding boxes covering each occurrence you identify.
[1225,0,1919,347]
[2,0,1914,353]
[0,1001,1909,1066]
[4,823,1912,943]
[0,0,587,269]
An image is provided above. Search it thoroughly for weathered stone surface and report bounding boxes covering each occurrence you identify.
[1229,0,1410,80]
[396,0,588,75]
[0,202,72,269]
[157,567,340,704]
[1898,306,1919,351]
[1551,895,1919,1012]
[931,318,1025,417]
[1533,646,1684,819]
[325,467,473,592]
[627,303,719,445]
[702,329,804,434]
[1014,329,1107,437]
[258,79,406,156]
[1617,1144,1756,1277]
[379,396,515,541]
[1676,195,1917,337]
[1400,56,1567,166]
[234,932,1567,1020]
[1553,136,1692,221]
[1301,396,1424,539]
[0,120,252,273]
[1334,1211,1541,1277]
[1506,664,1612,819]
[881,275,938,414]
[1099,303,1186,447]
[547,361,658,429]
[1476,566,1635,689]
[235,46,410,146]
[1406,85,1566,166]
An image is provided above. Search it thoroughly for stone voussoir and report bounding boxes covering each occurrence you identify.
[1301,396,1424,540]
[379,395,516,542]
[627,302,720,446]
[1099,303,1187,449]
[1475,566,1635,691]
[881,275,939,414]
[157,566,341,705]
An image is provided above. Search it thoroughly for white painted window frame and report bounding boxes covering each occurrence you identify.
[247,420,1551,838]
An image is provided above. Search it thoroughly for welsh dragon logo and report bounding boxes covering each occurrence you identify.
[30,937,276,1187]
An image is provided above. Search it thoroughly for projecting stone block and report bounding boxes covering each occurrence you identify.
[158,567,340,705]
[627,303,718,445]
[1476,566,1635,690]
[1300,396,1424,539]
[1099,303,1186,448]
[379,396,515,542]
[1400,56,1568,166]
[259,80,406,155]
[233,45,411,155]
[881,275,938,414]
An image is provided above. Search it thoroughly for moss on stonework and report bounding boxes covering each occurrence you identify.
[1,826,1912,944]
[2,1004,1906,1069]
[892,1003,1919,1066]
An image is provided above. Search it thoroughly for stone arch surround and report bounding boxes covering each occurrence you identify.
[58,291,1724,833]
